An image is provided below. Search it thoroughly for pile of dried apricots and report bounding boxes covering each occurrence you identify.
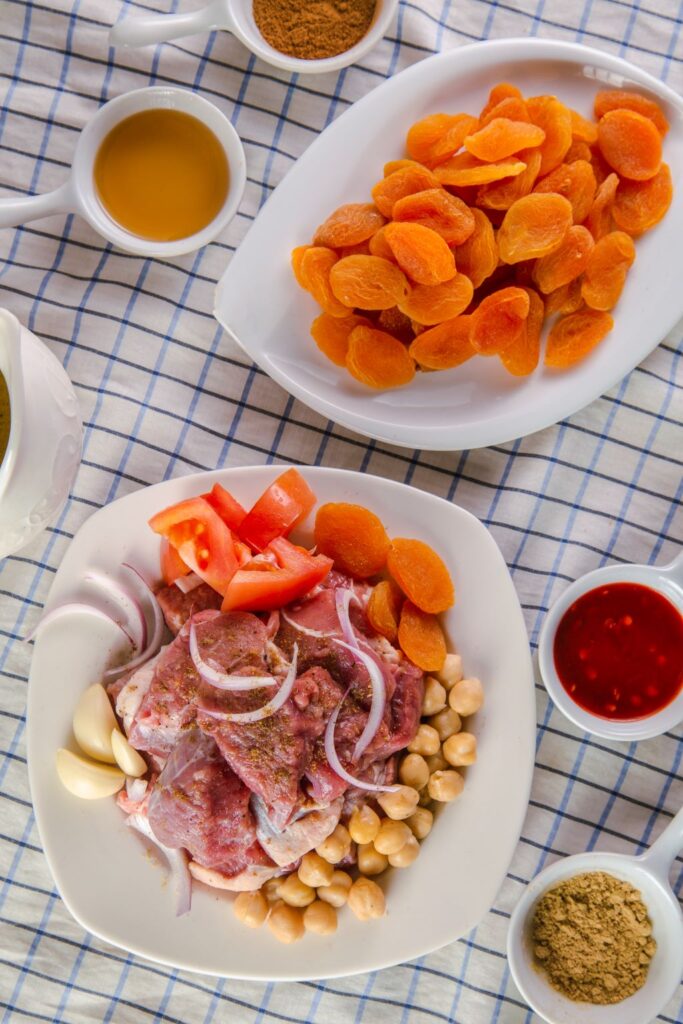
[291,83,672,389]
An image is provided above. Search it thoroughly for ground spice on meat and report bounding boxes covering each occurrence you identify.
[252,0,377,60]
[531,871,657,1004]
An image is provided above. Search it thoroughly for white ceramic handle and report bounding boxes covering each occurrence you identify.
[109,0,232,48]
[0,183,74,230]
[663,550,683,587]
[639,805,683,884]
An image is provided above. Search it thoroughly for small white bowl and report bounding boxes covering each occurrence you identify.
[110,0,399,75]
[537,553,683,741]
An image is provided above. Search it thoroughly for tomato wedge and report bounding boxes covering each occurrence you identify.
[160,538,190,585]
[238,469,316,552]
[149,497,239,596]
[202,483,247,532]
[222,536,333,612]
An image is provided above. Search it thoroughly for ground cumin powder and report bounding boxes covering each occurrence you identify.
[253,0,377,60]
[531,871,656,1004]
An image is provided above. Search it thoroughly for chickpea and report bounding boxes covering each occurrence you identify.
[233,890,268,928]
[407,806,433,840]
[399,753,430,790]
[347,877,386,921]
[438,653,463,689]
[443,731,477,767]
[430,707,462,742]
[317,870,352,908]
[422,676,447,716]
[389,834,420,868]
[262,877,281,904]
[303,899,338,936]
[428,769,464,803]
[377,784,420,820]
[373,818,412,855]
[448,677,484,717]
[267,901,305,943]
[277,873,316,907]
[316,823,351,864]
[298,851,334,888]
[357,842,389,876]
[407,724,440,757]
[348,804,380,845]
[418,788,433,807]
[425,750,448,773]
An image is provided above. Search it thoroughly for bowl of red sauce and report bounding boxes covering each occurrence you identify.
[538,553,683,740]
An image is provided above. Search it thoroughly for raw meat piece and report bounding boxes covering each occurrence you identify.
[156,581,222,635]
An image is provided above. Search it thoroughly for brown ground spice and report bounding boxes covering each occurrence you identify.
[253,0,377,60]
[531,871,657,1005]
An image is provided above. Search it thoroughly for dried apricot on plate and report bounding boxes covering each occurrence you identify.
[564,139,593,164]
[581,230,635,310]
[613,164,673,234]
[497,192,573,263]
[387,537,454,614]
[346,326,416,389]
[368,225,396,261]
[569,109,599,144]
[500,286,544,376]
[545,309,614,368]
[291,245,310,288]
[384,158,420,177]
[367,580,403,642]
[544,277,584,316]
[532,225,594,294]
[384,222,456,286]
[314,502,390,578]
[477,149,542,210]
[329,254,409,310]
[598,109,662,180]
[393,189,475,245]
[372,165,441,217]
[311,312,371,366]
[527,95,573,176]
[399,274,473,325]
[480,96,530,127]
[409,315,475,370]
[584,172,619,239]
[534,160,597,223]
[594,89,669,135]
[406,113,478,167]
[470,286,530,355]
[313,203,386,248]
[300,247,350,317]
[377,306,414,343]
[433,153,526,187]
[464,118,545,162]
[398,601,447,672]
[454,208,498,288]
[479,82,523,121]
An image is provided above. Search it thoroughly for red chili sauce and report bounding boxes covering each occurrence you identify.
[553,582,683,720]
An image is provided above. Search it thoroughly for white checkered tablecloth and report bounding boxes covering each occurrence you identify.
[0,1,681,1021]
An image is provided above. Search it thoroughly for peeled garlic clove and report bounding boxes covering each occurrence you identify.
[73,683,118,763]
[111,729,147,778]
[56,748,125,799]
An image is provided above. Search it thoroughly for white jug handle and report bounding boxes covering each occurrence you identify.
[638,805,683,886]
[109,0,232,48]
[0,182,74,230]
[662,550,683,588]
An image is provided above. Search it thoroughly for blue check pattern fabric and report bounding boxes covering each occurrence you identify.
[0,1,682,1021]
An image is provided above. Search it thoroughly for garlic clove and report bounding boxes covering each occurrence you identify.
[111,728,147,778]
[56,748,125,799]
[73,683,118,763]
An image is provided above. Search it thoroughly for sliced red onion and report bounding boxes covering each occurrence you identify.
[189,619,276,691]
[280,608,329,638]
[174,572,203,595]
[199,644,298,724]
[332,637,387,762]
[127,811,191,916]
[335,587,360,648]
[85,571,146,652]
[323,696,398,794]
[103,564,166,679]
[126,777,148,803]
[24,604,135,646]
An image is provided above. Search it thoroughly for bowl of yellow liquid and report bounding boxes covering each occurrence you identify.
[0,87,246,258]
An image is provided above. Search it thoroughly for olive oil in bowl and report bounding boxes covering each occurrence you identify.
[0,371,10,469]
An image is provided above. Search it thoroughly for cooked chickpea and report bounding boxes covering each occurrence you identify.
[316,823,351,864]
[429,707,461,741]
[277,873,316,907]
[373,818,412,855]
[262,877,281,904]
[347,877,386,921]
[348,804,380,845]
[389,834,420,868]
[438,653,463,689]
[425,750,448,773]
[399,753,430,790]
[357,842,389,876]
[267,901,305,943]
[317,869,352,908]
[407,806,433,840]
[303,899,338,935]
[428,769,464,802]
[443,731,477,767]
[407,724,440,757]
[422,676,447,716]
[298,851,334,888]
[233,890,268,928]
[377,784,420,820]
[448,677,484,717]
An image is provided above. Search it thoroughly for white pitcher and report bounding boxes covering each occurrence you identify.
[0,310,83,559]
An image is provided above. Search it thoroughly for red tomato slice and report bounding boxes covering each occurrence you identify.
[202,483,247,532]
[222,536,332,612]
[238,469,317,552]
[149,497,239,596]
[160,538,190,585]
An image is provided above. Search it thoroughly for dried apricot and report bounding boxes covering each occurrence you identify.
[569,109,599,144]
[346,326,416,389]
[406,113,478,167]
[384,222,456,286]
[314,503,390,578]
[408,316,475,370]
[291,245,310,288]
[453,208,498,288]
[532,225,594,294]
[393,189,475,245]
[384,158,420,176]
[480,96,530,127]
[477,149,542,210]
[299,246,350,317]
[499,286,544,376]
[367,580,403,642]
[594,89,669,136]
[544,277,584,316]
[310,312,371,366]
[527,95,573,176]
[564,139,593,164]
[372,165,441,217]
[464,118,545,162]
[377,306,414,343]
[338,241,372,258]
[368,225,396,261]
[434,153,526,187]
[479,82,523,121]
[397,601,447,672]
[399,274,473,325]
[470,286,530,354]
[313,203,386,248]
[534,160,597,223]
[584,172,619,239]
[329,254,409,310]
[613,164,673,235]
[598,109,662,180]
[497,193,573,263]
[581,231,635,310]
[545,310,614,368]
[387,538,454,614]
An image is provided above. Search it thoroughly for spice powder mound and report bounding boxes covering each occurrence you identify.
[531,871,657,1005]
[252,0,377,61]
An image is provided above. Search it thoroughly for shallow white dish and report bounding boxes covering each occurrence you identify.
[215,38,683,451]
[27,466,535,980]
